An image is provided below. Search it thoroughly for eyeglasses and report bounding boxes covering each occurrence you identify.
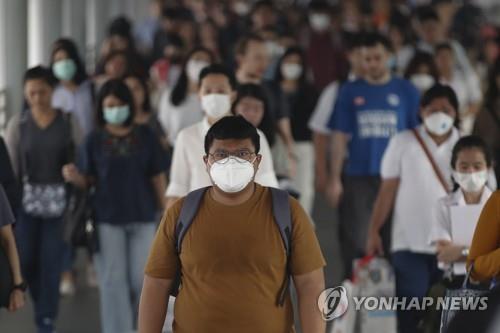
[208,149,257,164]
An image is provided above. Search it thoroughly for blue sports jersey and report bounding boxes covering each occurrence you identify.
[327,77,420,176]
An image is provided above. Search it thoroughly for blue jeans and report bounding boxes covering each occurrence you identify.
[95,222,156,333]
[392,251,441,333]
[16,210,65,333]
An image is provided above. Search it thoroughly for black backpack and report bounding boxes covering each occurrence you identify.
[170,186,293,307]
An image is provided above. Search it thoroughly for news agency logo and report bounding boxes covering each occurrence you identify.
[317,286,349,321]
[318,286,489,322]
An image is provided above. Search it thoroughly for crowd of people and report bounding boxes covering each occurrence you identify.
[1,0,500,332]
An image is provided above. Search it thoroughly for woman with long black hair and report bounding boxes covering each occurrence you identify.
[50,38,95,137]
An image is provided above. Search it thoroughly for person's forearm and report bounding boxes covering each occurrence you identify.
[368,179,400,234]
[138,275,172,333]
[152,174,167,211]
[277,118,295,149]
[0,225,23,284]
[329,132,347,180]
[313,133,328,175]
[295,273,326,333]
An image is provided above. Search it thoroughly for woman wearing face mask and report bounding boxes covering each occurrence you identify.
[429,136,494,331]
[51,38,94,137]
[158,47,215,147]
[365,84,460,333]
[273,47,319,215]
[404,51,440,94]
[62,80,167,333]
[5,66,81,333]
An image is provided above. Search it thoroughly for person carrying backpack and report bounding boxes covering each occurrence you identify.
[139,116,326,333]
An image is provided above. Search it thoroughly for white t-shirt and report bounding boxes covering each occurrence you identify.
[381,125,460,254]
[308,81,339,134]
[158,89,204,146]
[166,117,279,197]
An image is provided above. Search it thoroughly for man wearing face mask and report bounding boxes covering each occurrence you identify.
[165,64,278,208]
[139,116,326,333]
[326,32,420,280]
[365,84,460,333]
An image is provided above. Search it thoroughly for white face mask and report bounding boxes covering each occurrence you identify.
[309,14,330,32]
[187,60,209,83]
[424,112,454,136]
[201,94,231,119]
[453,170,488,193]
[265,41,285,58]
[209,157,255,193]
[411,74,435,93]
[281,63,302,80]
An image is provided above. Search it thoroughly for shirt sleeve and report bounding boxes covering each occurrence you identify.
[146,127,168,177]
[144,198,184,279]
[406,82,421,128]
[289,197,326,275]
[308,83,337,134]
[327,84,353,134]
[429,197,452,245]
[380,133,404,179]
[77,132,97,177]
[166,130,190,197]
[255,131,279,188]
[4,113,21,179]
[468,191,500,281]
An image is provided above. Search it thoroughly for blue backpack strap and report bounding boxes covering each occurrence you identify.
[170,186,210,296]
[270,187,293,306]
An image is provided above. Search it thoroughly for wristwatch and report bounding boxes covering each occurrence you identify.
[12,281,28,292]
[461,247,470,257]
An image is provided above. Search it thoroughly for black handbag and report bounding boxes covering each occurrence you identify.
[0,245,13,308]
[63,187,99,254]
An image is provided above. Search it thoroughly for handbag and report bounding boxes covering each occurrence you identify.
[440,264,493,332]
[63,187,99,253]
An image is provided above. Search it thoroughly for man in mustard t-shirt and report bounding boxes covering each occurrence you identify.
[139,116,326,333]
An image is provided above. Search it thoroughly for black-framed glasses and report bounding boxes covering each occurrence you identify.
[208,149,257,164]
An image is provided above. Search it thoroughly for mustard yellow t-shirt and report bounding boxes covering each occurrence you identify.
[145,184,326,333]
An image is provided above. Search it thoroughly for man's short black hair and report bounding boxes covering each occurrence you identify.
[361,32,392,52]
[421,83,459,111]
[204,116,260,155]
[23,66,57,88]
[199,64,237,90]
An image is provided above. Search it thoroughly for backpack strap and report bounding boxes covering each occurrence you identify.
[270,187,293,307]
[174,186,210,254]
[170,186,210,296]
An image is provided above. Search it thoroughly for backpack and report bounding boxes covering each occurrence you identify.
[170,186,293,307]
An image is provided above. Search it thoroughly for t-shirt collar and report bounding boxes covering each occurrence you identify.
[453,186,493,206]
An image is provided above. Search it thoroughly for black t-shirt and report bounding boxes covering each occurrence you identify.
[285,83,319,142]
[0,137,19,211]
[20,111,73,184]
